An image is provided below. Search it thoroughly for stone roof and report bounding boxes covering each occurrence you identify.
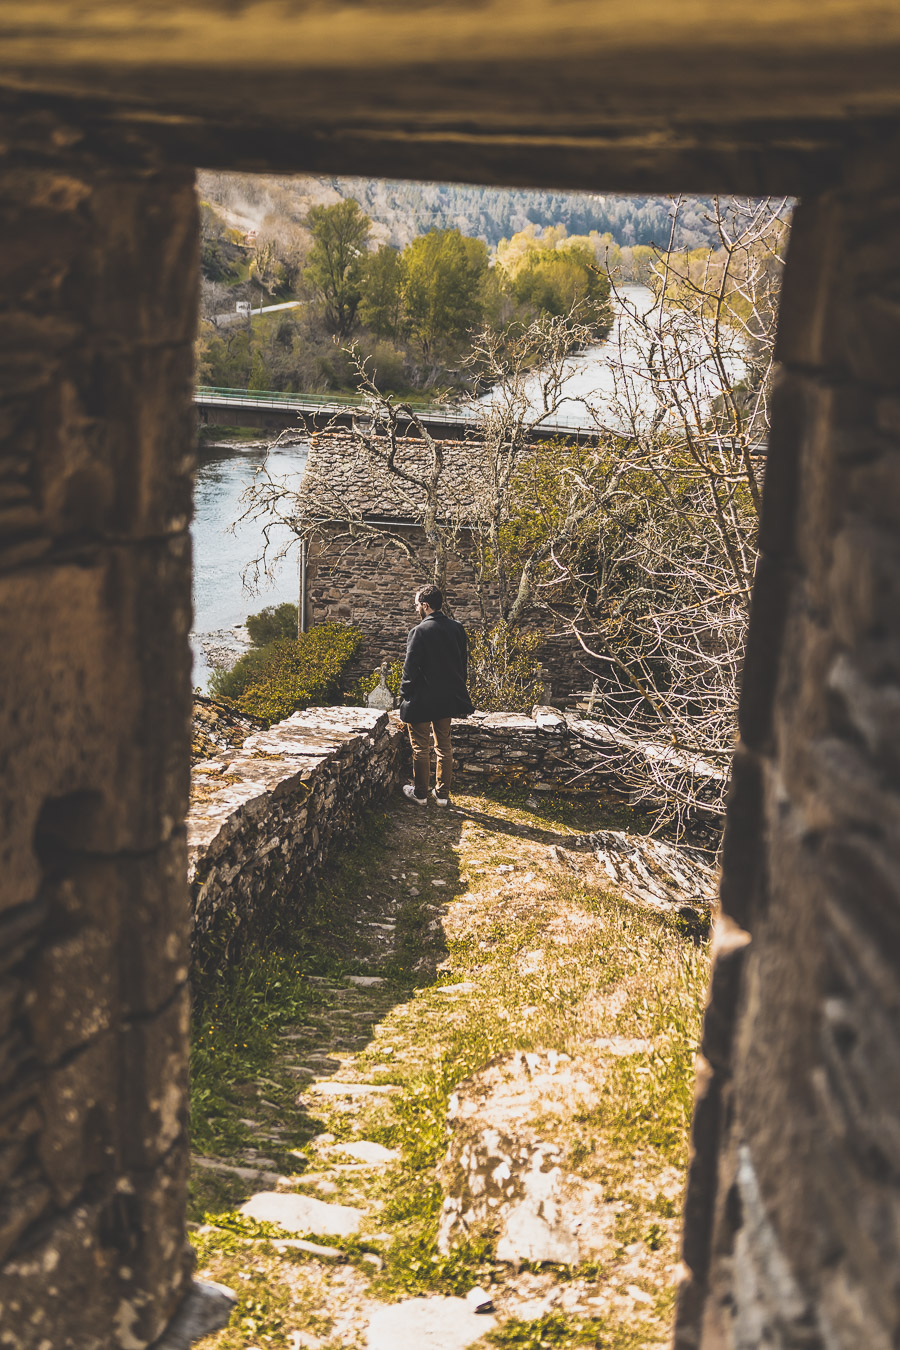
[299,431,490,523]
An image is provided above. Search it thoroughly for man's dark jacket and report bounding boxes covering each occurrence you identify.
[399,611,475,724]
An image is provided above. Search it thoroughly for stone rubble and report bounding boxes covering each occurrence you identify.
[239,1191,364,1238]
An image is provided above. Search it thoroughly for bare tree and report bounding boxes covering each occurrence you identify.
[539,196,791,834]
[236,197,789,836]
[237,312,609,626]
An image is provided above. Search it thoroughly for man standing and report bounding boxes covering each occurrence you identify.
[399,585,474,806]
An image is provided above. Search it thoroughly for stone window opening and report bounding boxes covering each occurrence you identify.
[0,21,899,1345]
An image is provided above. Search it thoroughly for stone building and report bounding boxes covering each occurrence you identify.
[1,4,900,1348]
[299,429,585,696]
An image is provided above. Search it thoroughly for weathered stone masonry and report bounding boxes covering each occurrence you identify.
[188,708,403,967]
[675,153,900,1350]
[3,4,900,1347]
[0,104,203,1350]
[185,703,720,966]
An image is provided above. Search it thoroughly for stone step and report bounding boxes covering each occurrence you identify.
[240,1190,364,1238]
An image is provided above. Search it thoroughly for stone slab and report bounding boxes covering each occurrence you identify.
[329,1141,400,1165]
[367,1296,496,1349]
[239,1190,363,1238]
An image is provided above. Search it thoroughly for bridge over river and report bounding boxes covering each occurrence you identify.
[195,385,598,441]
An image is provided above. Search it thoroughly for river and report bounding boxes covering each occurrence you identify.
[477,283,744,432]
[191,438,308,690]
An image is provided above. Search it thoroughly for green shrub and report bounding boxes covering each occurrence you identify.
[208,646,274,702]
[468,622,545,713]
[245,602,298,647]
[211,622,363,725]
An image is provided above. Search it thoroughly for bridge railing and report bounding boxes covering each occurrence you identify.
[194,385,445,415]
[193,386,598,438]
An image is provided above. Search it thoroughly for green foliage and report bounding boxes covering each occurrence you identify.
[376,1230,496,1300]
[359,244,406,339]
[468,622,545,713]
[486,1313,605,1347]
[573,947,708,1170]
[210,622,363,724]
[401,228,490,360]
[305,198,371,338]
[496,227,614,335]
[245,602,298,646]
[208,644,273,701]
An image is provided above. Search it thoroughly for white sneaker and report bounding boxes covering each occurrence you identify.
[402,784,428,806]
[432,791,451,807]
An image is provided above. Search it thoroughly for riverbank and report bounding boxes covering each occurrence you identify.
[189,784,708,1349]
[191,437,309,691]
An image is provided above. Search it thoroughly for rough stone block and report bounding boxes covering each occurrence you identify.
[119,987,190,1170]
[0,538,192,914]
[37,1033,117,1206]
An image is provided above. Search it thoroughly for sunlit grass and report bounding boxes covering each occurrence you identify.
[189,783,710,1349]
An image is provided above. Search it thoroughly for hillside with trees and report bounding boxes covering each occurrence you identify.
[196,190,616,396]
[197,171,719,250]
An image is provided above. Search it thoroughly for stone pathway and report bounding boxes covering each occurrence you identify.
[189,785,711,1349]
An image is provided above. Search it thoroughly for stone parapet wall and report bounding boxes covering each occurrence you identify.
[451,708,624,792]
[448,708,725,843]
[186,703,723,969]
[188,708,404,967]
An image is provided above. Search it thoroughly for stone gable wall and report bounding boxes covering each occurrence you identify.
[305,529,591,699]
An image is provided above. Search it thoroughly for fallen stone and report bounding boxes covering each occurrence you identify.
[193,1157,291,1186]
[329,1141,400,1165]
[155,1278,236,1350]
[366,1297,496,1349]
[466,1286,495,1313]
[270,1238,343,1259]
[240,1191,363,1238]
[594,1036,652,1056]
[347,975,385,987]
[588,829,716,911]
[626,1285,655,1305]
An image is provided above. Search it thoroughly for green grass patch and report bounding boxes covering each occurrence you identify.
[486,1313,605,1347]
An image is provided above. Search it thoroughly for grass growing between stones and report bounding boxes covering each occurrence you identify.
[189,783,711,1349]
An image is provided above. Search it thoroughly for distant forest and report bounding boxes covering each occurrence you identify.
[326,180,718,249]
[197,172,719,251]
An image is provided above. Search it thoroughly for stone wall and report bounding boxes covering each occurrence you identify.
[188,708,404,967]
[675,157,900,1349]
[186,702,721,973]
[305,528,592,700]
[306,527,484,681]
[0,104,213,1350]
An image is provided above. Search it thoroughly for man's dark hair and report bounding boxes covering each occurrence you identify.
[416,585,443,611]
